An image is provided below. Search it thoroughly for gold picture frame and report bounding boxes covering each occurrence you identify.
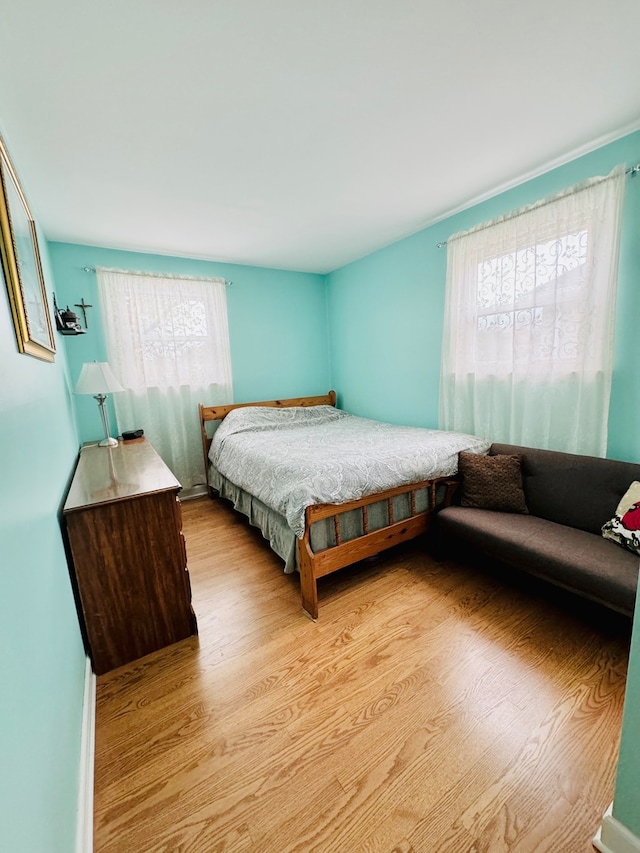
[0,135,55,361]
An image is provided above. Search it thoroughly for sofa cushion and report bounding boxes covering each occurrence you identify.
[437,506,639,615]
[489,444,640,535]
[458,451,528,513]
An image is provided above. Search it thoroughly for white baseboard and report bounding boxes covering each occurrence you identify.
[75,656,96,853]
[180,484,208,500]
[594,804,640,853]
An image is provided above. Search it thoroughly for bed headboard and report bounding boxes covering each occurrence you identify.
[199,390,337,477]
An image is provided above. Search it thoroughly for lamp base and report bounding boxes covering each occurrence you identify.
[99,436,119,447]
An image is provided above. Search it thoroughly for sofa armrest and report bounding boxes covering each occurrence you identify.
[435,478,460,509]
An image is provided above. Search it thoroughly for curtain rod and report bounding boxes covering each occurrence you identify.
[435,162,640,248]
[82,265,232,285]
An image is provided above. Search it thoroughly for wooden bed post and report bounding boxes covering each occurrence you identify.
[298,519,319,620]
[198,403,211,482]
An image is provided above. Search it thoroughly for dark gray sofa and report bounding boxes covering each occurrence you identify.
[436,443,640,616]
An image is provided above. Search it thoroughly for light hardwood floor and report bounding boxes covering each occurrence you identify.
[93,496,631,853]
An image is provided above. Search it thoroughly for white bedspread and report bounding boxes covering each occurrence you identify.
[209,405,490,538]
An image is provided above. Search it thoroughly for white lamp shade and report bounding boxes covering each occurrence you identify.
[75,361,124,395]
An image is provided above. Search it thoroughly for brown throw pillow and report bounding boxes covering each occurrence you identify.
[458,451,528,513]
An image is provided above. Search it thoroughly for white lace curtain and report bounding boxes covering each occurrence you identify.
[439,165,626,456]
[97,268,233,488]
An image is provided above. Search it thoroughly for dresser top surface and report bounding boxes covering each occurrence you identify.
[63,440,181,512]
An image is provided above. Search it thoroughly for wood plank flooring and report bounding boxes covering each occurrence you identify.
[93,496,631,852]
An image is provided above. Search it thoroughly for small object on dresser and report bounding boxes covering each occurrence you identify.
[122,429,144,441]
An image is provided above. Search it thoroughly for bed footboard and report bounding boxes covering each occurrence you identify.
[297,477,458,619]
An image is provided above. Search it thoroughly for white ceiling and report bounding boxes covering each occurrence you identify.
[1,0,639,274]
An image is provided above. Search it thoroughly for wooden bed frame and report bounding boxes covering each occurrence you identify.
[199,391,457,620]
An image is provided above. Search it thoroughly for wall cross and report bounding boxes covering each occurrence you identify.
[74,298,93,329]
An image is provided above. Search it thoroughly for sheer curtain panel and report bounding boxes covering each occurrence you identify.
[439,166,626,456]
[97,269,233,488]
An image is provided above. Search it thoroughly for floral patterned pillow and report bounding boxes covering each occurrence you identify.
[602,481,640,556]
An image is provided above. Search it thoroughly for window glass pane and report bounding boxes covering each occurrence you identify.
[474,230,589,370]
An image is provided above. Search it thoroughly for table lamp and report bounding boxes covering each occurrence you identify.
[75,361,124,446]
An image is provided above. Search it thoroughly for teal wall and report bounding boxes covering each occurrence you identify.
[327,228,445,427]
[0,164,86,847]
[49,242,330,445]
[613,592,640,836]
[327,130,640,463]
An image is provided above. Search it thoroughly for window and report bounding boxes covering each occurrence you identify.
[439,166,625,456]
[474,229,588,372]
[97,268,233,488]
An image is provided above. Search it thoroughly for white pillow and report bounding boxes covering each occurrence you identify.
[602,481,640,557]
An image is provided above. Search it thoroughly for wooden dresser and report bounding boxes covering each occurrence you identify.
[63,440,198,675]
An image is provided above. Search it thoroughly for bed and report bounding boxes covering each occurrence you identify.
[199,391,490,619]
